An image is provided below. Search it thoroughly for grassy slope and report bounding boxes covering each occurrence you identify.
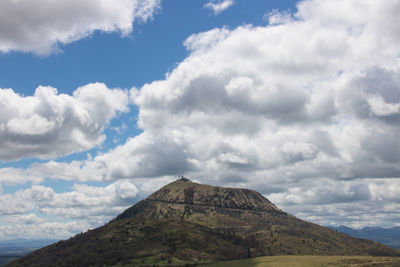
[109,255,400,267]
[207,255,400,267]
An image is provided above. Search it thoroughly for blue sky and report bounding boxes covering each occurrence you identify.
[0,0,295,167]
[0,0,296,184]
[1,0,400,240]
[0,0,295,94]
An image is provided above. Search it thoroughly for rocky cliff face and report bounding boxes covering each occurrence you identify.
[148,180,279,211]
[117,179,281,221]
[7,179,400,267]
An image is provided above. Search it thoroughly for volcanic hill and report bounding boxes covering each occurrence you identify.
[7,178,400,266]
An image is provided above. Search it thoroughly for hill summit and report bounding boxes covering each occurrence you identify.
[8,179,400,266]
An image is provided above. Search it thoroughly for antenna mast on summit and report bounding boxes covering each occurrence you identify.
[178,171,190,182]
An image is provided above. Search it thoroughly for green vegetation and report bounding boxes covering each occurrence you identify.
[207,255,400,267]
[6,180,400,266]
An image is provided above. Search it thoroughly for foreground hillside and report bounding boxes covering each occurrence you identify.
[7,179,400,266]
[208,255,400,267]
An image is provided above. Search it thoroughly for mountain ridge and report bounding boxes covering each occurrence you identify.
[7,179,400,266]
[117,179,281,220]
[331,225,400,249]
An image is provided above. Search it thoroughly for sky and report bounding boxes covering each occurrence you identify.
[0,0,400,240]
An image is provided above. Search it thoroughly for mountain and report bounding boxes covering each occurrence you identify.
[331,226,400,249]
[6,179,400,266]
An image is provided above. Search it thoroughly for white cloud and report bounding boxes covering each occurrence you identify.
[0,168,42,186]
[0,83,129,161]
[0,180,137,217]
[366,94,400,116]
[3,0,400,231]
[117,0,400,226]
[268,178,400,228]
[0,218,91,240]
[266,9,293,25]
[10,0,400,187]
[204,0,234,15]
[0,0,161,55]
[128,0,400,179]
[0,180,138,239]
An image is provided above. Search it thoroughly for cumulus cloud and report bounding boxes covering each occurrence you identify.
[0,83,129,161]
[3,0,400,232]
[266,9,293,25]
[0,168,42,186]
[0,180,138,239]
[367,94,400,117]
[11,0,400,198]
[123,0,400,184]
[204,0,234,15]
[109,0,400,227]
[37,181,138,218]
[0,218,91,240]
[0,0,160,54]
[268,178,400,228]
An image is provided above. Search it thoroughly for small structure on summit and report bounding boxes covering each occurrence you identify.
[178,175,190,182]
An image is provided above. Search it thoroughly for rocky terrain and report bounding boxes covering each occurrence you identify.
[7,178,400,266]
